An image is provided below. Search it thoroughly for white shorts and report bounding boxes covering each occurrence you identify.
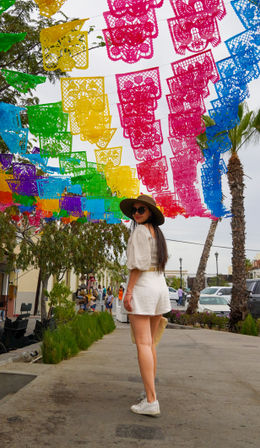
[123,271,171,316]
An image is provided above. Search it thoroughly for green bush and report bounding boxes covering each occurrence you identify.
[42,312,115,364]
[45,281,76,325]
[241,314,258,336]
[168,310,228,330]
[71,313,104,350]
[256,319,260,335]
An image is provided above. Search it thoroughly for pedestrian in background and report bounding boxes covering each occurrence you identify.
[105,288,114,315]
[177,287,183,306]
[118,285,124,301]
[120,194,171,417]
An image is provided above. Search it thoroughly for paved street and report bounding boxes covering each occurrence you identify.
[0,321,260,447]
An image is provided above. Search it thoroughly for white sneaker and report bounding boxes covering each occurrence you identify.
[131,398,160,416]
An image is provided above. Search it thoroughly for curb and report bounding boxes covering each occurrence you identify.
[0,342,41,367]
[166,322,200,330]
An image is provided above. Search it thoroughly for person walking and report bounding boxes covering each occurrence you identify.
[105,288,114,315]
[118,285,124,301]
[97,284,103,311]
[177,286,183,306]
[120,194,171,417]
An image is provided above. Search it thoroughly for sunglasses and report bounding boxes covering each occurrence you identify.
[131,206,147,215]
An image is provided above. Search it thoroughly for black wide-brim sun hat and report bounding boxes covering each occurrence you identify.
[120,194,165,226]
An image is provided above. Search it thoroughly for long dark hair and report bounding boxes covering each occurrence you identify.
[132,211,168,272]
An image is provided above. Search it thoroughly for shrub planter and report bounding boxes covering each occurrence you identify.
[41,312,115,364]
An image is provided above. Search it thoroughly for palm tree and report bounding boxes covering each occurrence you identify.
[187,103,260,327]
[227,103,260,331]
[186,118,221,315]
[186,218,219,314]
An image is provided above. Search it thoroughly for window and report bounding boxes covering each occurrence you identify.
[219,288,232,295]
[200,296,228,305]
[254,281,260,294]
[246,280,256,292]
[201,287,218,294]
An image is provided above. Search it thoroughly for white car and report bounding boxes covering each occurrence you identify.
[198,295,230,317]
[200,286,232,297]
[168,287,178,307]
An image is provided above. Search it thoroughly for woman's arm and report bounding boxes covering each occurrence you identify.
[124,268,142,312]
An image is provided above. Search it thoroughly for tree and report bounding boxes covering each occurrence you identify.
[15,219,129,321]
[166,276,182,290]
[0,0,66,108]
[16,220,73,320]
[0,0,105,153]
[187,103,260,328]
[0,0,108,319]
[0,208,17,271]
[186,116,221,314]
[227,103,260,331]
[69,221,129,280]
[186,219,219,314]
[104,260,128,293]
[245,258,253,275]
[0,1,105,106]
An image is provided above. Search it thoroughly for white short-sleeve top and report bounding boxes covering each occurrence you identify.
[126,225,157,271]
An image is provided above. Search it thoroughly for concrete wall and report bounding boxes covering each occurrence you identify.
[15,268,40,315]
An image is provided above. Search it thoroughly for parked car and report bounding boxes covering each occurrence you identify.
[197,295,230,317]
[246,279,260,319]
[200,286,232,297]
[168,287,178,307]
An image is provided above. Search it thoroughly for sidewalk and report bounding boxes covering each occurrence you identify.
[0,324,260,447]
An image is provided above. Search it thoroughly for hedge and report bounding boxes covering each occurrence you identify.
[42,312,115,364]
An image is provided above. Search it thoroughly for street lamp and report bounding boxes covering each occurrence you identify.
[215,252,219,285]
[179,257,183,288]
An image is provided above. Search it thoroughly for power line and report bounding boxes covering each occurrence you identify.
[165,238,260,252]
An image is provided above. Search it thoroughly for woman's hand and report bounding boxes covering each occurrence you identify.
[124,292,133,312]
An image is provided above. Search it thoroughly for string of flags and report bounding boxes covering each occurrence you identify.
[0,0,259,224]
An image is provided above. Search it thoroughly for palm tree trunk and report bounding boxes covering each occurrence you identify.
[186,218,219,314]
[227,153,248,331]
[40,276,49,322]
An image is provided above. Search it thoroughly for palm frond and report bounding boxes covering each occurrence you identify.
[196,130,208,150]
[238,103,246,121]
[202,115,215,127]
[236,111,253,144]
[252,109,260,132]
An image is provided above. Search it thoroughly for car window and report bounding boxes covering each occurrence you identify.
[201,287,218,294]
[199,296,228,305]
[246,280,256,292]
[254,282,260,294]
[219,288,232,295]
[168,287,176,292]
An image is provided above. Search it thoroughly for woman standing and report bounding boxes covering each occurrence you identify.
[120,195,171,417]
[105,288,114,315]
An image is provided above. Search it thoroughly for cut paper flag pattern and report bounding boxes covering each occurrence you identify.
[0,0,260,224]
[103,0,164,63]
[1,69,46,93]
[40,19,89,71]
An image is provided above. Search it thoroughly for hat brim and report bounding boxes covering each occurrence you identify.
[120,198,164,226]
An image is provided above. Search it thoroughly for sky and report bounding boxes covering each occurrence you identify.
[34,0,260,276]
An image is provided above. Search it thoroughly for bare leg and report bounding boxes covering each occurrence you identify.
[129,314,160,403]
[150,314,162,379]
